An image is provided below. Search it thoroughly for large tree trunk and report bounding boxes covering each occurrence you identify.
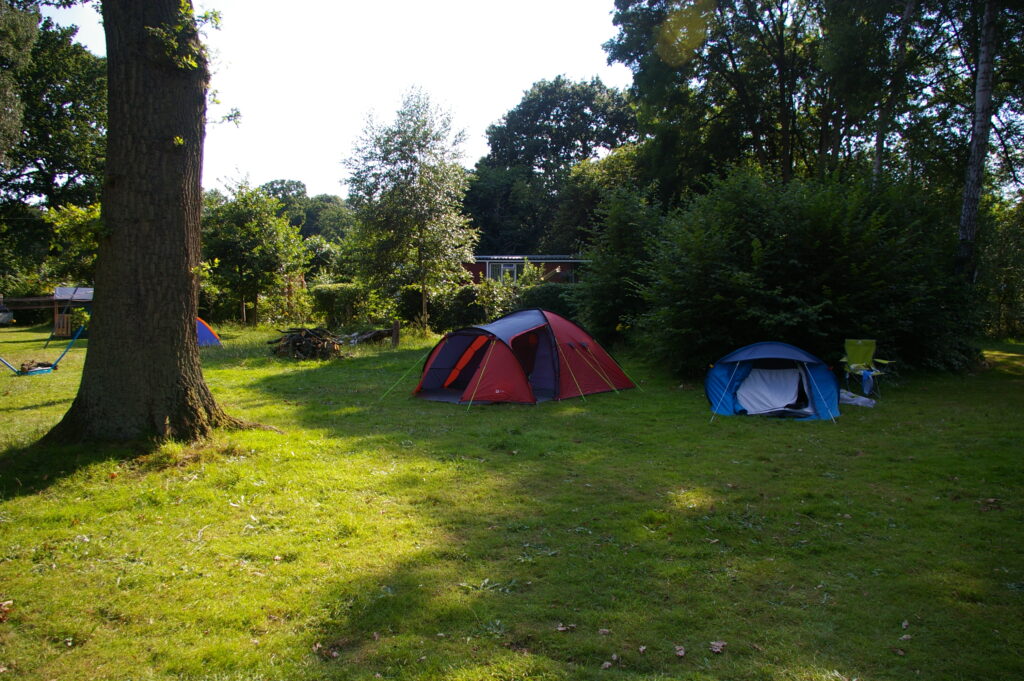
[46,0,239,442]
[956,0,997,281]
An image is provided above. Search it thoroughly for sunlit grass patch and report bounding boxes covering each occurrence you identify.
[665,486,720,514]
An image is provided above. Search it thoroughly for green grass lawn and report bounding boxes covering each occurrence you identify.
[1,324,1022,681]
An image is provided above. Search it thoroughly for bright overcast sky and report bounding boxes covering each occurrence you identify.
[41,1,634,198]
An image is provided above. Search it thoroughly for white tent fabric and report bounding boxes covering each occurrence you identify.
[736,367,810,415]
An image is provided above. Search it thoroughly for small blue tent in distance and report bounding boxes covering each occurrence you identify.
[196,318,221,347]
[705,342,839,421]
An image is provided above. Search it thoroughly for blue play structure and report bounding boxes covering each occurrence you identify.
[705,341,840,421]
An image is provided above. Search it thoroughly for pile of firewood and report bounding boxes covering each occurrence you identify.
[269,322,400,360]
[269,328,348,360]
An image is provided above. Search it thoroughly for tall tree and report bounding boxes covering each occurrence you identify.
[0,0,37,166]
[259,178,307,230]
[606,0,1024,202]
[466,76,635,253]
[870,0,919,182]
[607,0,818,185]
[203,183,307,324]
[1,18,106,206]
[345,89,477,327]
[303,193,355,241]
[957,0,997,280]
[48,0,238,442]
[485,76,635,179]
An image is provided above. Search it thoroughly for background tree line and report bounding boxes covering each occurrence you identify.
[2,0,1021,375]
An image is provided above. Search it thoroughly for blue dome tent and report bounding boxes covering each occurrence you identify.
[705,342,839,421]
[196,318,221,347]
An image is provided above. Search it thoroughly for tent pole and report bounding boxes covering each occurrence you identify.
[710,363,740,424]
[600,348,645,392]
[579,344,642,392]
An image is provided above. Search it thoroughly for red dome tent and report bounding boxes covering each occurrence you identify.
[414,309,634,404]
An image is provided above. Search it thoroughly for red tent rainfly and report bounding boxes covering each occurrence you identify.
[414,309,634,405]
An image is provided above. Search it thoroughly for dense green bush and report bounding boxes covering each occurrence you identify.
[311,282,394,329]
[395,284,487,331]
[571,189,661,343]
[396,285,423,326]
[638,168,979,375]
[432,284,487,331]
[402,274,577,333]
[518,282,578,318]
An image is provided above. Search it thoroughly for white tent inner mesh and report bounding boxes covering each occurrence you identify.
[736,367,812,416]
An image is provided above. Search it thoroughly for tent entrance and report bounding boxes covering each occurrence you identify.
[736,359,814,417]
[442,335,491,392]
[510,328,557,402]
[416,332,491,398]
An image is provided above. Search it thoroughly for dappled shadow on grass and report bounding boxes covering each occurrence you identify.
[0,340,90,355]
[983,341,1024,376]
[5,335,1017,679]
[311,461,1019,678]
[0,335,89,358]
[0,323,51,337]
[233,348,1024,680]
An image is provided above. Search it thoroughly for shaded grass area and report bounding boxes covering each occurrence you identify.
[1,325,1022,680]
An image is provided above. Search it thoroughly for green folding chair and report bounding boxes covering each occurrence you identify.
[841,339,891,397]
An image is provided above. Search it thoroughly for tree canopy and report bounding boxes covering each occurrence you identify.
[465,76,636,254]
[0,0,38,166]
[344,88,477,327]
[1,17,106,207]
[484,76,636,179]
[604,0,1024,200]
[202,183,307,324]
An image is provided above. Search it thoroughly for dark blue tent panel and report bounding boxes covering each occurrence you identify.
[705,341,839,421]
[717,341,823,365]
[197,318,221,347]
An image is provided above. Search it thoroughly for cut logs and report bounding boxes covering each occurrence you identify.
[269,323,400,360]
[269,328,348,360]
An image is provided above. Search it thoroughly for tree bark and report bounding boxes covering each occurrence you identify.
[46,0,240,442]
[956,0,997,281]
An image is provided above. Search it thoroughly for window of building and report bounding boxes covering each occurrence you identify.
[487,262,523,281]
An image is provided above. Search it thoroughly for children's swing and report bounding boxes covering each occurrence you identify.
[0,324,86,376]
